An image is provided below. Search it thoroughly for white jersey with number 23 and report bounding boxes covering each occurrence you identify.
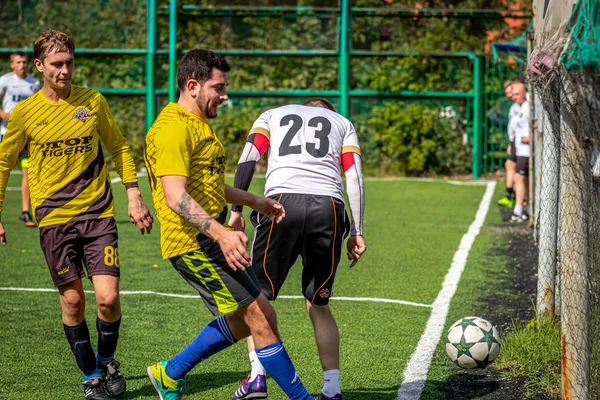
[249,104,361,201]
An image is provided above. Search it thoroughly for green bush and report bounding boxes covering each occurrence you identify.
[355,102,471,176]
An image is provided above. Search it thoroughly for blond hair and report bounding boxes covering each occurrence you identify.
[34,30,75,60]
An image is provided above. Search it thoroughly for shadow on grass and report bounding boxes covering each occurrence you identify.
[126,371,401,399]
[125,371,243,398]
[424,371,503,399]
[342,386,400,400]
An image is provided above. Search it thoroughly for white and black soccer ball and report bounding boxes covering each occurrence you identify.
[445,316,501,369]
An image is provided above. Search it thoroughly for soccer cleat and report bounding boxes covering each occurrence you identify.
[313,393,343,400]
[147,361,184,400]
[83,377,110,400]
[497,197,515,207]
[99,358,126,398]
[231,374,268,399]
[19,211,36,227]
[510,213,528,223]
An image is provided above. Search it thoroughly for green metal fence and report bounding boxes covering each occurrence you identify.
[0,0,531,178]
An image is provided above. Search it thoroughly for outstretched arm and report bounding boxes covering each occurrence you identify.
[229,132,270,231]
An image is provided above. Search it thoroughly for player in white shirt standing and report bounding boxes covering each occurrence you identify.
[508,81,530,222]
[0,51,41,227]
[497,80,519,207]
[228,98,367,400]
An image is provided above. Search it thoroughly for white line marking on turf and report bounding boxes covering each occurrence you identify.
[0,287,432,308]
[7,186,21,191]
[362,177,491,186]
[396,181,496,400]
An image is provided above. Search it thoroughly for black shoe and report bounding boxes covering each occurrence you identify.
[18,211,36,227]
[99,359,126,398]
[83,377,110,400]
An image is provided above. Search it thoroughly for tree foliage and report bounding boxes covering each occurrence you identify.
[0,0,528,176]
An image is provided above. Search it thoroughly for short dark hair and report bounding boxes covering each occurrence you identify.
[10,51,27,62]
[177,49,231,91]
[34,30,75,60]
[303,98,336,111]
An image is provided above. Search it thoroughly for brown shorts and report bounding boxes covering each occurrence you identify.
[39,217,120,287]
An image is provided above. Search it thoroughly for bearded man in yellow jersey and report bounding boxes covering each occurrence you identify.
[145,49,315,400]
[0,30,153,400]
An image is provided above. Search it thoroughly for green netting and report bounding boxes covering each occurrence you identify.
[561,0,600,70]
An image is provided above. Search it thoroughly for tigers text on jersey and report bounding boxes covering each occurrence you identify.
[0,73,40,135]
[250,104,360,201]
[0,86,139,227]
[144,102,227,259]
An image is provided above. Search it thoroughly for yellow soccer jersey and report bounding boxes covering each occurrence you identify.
[0,86,138,227]
[145,102,227,259]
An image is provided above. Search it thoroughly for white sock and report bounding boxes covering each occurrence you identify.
[322,369,341,397]
[249,350,266,380]
[514,205,523,215]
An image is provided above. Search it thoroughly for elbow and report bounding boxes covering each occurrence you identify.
[164,193,179,213]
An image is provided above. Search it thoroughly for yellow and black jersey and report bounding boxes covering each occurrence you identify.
[0,86,138,227]
[144,102,227,259]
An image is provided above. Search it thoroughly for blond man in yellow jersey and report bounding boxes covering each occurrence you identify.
[0,30,153,400]
[145,49,314,400]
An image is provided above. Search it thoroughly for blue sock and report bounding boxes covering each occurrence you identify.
[166,316,236,380]
[256,342,312,400]
[96,353,114,363]
[83,369,102,381]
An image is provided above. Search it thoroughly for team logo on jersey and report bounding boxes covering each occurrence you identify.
[318,288,330,299]
[73,108,92,122]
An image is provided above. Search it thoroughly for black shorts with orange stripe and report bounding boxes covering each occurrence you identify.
[250,193,350,306]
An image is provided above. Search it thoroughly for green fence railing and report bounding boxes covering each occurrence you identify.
[0,1,531,178]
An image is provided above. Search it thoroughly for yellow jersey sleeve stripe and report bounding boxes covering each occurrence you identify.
[249,127,270,140]
[342,145,361,155]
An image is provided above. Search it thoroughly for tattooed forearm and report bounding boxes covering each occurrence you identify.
[177,192,215,237]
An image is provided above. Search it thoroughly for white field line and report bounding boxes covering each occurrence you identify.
[0,287,432,308]
[6,187,21,191]
[396,181,496,400]
[11,169,490,187]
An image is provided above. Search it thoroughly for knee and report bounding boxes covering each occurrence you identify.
[245,296,276,331]
[96,291,120,317]
[60,292,85,319]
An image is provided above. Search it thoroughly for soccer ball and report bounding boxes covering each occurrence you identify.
[445,316,501,369]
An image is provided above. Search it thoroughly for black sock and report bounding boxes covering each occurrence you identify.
[506,187,514,200]
[64,320,97,374]
[97,317,121,359]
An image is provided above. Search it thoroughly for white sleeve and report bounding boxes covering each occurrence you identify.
[342,120,360,151]
[344,153,365,235]
[249,109,273,135]
[0,76,7,96]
